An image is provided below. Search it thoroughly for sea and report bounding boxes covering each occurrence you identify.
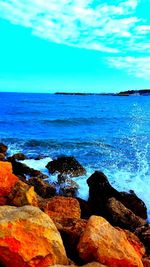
[0,92,150,220]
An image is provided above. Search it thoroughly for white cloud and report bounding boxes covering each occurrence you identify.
[0,0,150,79]
[0,0,141,53]
[106,57,150,79]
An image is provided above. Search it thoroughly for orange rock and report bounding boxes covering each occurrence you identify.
[0,161,18,197]
[78,216,143,267]
[142,257,150,267]
[44,196,81,219]
[8,180,39,207]
[123,229,145,258]
[0,205,68,267]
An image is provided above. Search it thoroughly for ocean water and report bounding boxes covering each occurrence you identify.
[0,92,150,219]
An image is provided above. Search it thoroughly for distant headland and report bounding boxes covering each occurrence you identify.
[55,89,150,96]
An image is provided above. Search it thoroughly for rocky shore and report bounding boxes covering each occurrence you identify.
[0,143,149,267]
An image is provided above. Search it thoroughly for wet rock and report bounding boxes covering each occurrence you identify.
[76,197,93,219]
[0,153,5,161]
[0,205,68,266]
[44,196,81,220]
[8,159,48,179]
[106,197,147,231]
[8,180,40,207]
[135,225,150,255]
[0,161,19,198]
[46,156,86,177]
[10,153,27,161]
[120,190,147,219]
[87,171,147,219]
[59,178,79,197]
[28,177,56,198]
[78,215,143,267]
[0,143,8,154]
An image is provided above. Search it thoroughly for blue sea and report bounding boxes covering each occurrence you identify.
[0,92,150,219]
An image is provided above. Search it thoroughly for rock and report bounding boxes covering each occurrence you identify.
[0,161,19,198]
[0,153,5,161]
[28,177,56,198]
[135,225,150,255]
[0,143,8,154]
[46,156,86,177]
[8,159,48,179]
[77,215,143,267]
[120,190,147,219]
[60,219,87,264]
[106,198,147,231]
[123,229,145,258]
[87,171,147,219]
[10,153,27,161]
[142,257,150,267]
[59,178,79,197]
[76,197,93,219]
[8,180,40,207]
[51,263,107,267]
[0,205,68,266]
[44,196,81,220]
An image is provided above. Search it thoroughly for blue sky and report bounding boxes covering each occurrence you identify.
[0,0,150,93]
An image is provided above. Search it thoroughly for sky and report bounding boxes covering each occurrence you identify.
[0,0,150,93]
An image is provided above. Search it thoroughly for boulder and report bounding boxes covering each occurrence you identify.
[28,177,56,198]
[87,171,147,219]
[44,196,81,220]
[8,159,48,179]
[10,153,27,161]
[0,153,5,161]
[106,198,147,231]
[135,225,150,254]
[0,143,8,154]
[46,156,86,177]
[8,180,40,207]
[76,197,93,219]
[123,230,145,258]
[0,161,19,198]
[51,263,107,267]
[0,205,68,267]
[77,215,143,267]
[59,178,79,197]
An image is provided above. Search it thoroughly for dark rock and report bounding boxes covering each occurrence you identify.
[59,178,79,197]
[0,153,5,161]
[76,197,93,219]
[87,171,147,219]
[106,197,147,231]
[0,143,8,154]
[10,153,27,161]
[120,190,147,219]
[142,256,150,267]
[46,156,86,177]
[27,177,56,198]
[135,225,150,255]
[7,159,48,179]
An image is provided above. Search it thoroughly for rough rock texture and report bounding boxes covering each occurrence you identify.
[142,257,150,267]
[123,230,145,258]
[59,178,79,197]
[44,196,81,220]
[0,205,68,267]
[78,215,144,267]
[46,156,86,177]
[0,143,8,154]
[28,177,56,198]
[8,180,40,207]
[59,218,87,264]
[135,225,150,255]
[0,161,19,198]
[106,198,146,231]
[87,171,147,219]
[8,159,48,179]
[51,263,107,267]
